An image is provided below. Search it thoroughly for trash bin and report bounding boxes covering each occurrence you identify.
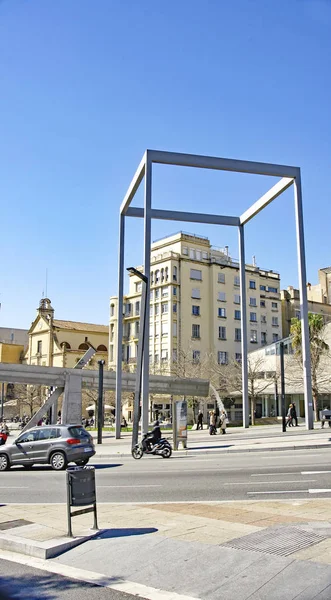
[319,410,331,428]
[66,466,98,536]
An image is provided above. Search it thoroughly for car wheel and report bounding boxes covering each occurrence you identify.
[50,451,67,471]
[75,459,89,466]
[161,446,172,458]
[0,454,10,471]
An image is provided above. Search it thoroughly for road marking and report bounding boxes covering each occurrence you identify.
[247,490,308,495]
[0,487,28,489]
[99,485,162,488]
[302,471,331,475]
[0,549,199,600]
[308,489,331,494]
[251,472,301,477]
[224,480,315,486]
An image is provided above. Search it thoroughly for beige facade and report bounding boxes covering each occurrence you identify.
[24,298,108,369]
[109,232,282,418]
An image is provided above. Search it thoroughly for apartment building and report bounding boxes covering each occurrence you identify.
[109,232,282,418]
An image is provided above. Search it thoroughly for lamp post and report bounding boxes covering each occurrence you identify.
[97,360,105,444]
[127,267,148,449]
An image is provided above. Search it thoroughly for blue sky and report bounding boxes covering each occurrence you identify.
[1,0,330,329]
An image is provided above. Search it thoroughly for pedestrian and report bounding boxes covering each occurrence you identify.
[197,410,203,430]
[291,402,298,427]
[286,404,293,427]
[219,410,227,435]
[209,411,217,435]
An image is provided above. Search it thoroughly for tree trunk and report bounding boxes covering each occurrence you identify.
[312,389,319,421]
[250,397,255,426]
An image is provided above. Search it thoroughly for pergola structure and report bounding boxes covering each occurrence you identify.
[115,149,313,438]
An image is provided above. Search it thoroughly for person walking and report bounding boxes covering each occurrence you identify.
[219,410,227,435]
[209,411,217,435]
[286,404,293,427]
[291,402,298,426]
[197,410,203,430]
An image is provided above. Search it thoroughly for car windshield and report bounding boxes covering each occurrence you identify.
[68,426,89,439]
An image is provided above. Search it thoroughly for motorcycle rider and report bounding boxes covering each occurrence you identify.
[143,420,162,453]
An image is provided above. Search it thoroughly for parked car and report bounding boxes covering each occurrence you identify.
[0,424,95,471]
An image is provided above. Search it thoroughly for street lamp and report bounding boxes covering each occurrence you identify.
[127,267,148,449]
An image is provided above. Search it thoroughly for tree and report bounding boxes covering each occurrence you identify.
[169,347,211,423]
[11,384,45,417]
[290,313,329,420]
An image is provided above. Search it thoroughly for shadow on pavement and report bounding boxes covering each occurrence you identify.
[95,527,158,540]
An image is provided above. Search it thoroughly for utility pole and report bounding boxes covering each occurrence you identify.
[0,383,4,421]
[280,342,286,432]
[97,360,105,444]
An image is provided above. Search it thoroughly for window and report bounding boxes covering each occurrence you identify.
[135,322,140,337]
[161,349,168,361]
[192,305,200,316]
[249,297,257,306]
[150,271,154,285]
[193,350,200,363]
[150,290,154,301]
[110,304,115,317]
[235,328,241,341]
[260,300,266,307]
[165,267,169,281]
[17,430,40,444]
[155,288,160,299]
[155,270,160,283]
[271,302,278,309]
[196,250,202,260]
[161,302,168,314]
[192,288,200,299]
[218,291,226,302]
[250,330,257,343]
[234,294,240,304]
[125,303,132,316]
[173,286,177,296]
[235,353,242,363]
[202,251,208,259]
[192,324,200,338]
[273,333,279,342]
[149,324,153,338]
[97,344,107,352]
[161,322,168,336]
[268,286,278,293]
[162,286,169,297]
[135,282,142,293]
[173,266,177,281]
[173,303,177,313]
[154,354,159,363]
[218,326,226,340]
[161,268,164,282]
[135,301,140,315]
[190,268,202,280]
[110,324,114,342]
[218,351,228,365]
[261,332,267,345]
[150,305,153,317]
[155,304,159,315]
[260,285,266,291]
[250,312,257,322]
[189,248,195,259]
[234,275,240,287]
[218,307,226,318]
[38,428,60,441]
[155,323,160,337]
[79,343,89,350]
[173,322,177,337]
[249,280,256,289]
[172,350,177,362]
[37,341,42,354]
[234,310,241,320]
[272,316,279,326]
[261,315,266,323]
[182,246,188,255]
[218,273,225,284]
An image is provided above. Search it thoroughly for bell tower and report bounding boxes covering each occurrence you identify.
[37,298,54,322]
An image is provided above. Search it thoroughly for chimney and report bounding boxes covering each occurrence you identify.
[252,255,256,267]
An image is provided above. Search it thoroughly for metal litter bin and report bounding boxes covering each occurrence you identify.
[319,410,331,428]
[66,466,98,536]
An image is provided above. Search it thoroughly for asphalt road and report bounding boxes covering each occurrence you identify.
[1,447,331,503]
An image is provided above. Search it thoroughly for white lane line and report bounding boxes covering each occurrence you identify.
[302,471,331,475]
[247,490,308,495]
[0,487,28,489]
[225,480,315,486]
[309,489,331,494]
[0,549,199,600]
[99,485,162,488]
[251,473,300,477]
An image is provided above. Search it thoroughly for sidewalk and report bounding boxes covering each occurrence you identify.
[90,424,331,457]
[1,499,331,599]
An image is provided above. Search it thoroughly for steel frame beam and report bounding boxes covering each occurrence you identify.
[116,149,313,432]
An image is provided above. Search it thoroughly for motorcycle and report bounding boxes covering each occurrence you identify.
[132,436,172,459]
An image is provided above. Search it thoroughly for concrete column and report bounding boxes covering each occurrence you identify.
[238,225,249,428]
[115,214,125,439]
[294,173,313,429]
[142,153,152,435]
[61,373,82,424]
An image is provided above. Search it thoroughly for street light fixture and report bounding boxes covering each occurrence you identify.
[127,267,148,449]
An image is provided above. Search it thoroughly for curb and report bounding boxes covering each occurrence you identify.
[93,442,331,459]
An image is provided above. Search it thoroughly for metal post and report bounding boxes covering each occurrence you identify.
[142,154,152,436]
[280,342,286,432]
[274,380,278,416]
[0,383,4,421]
[131,275,147,449]
[66,471,73,537]
[238,225,249,428]
[97,361,105,444]
[115,214,125,439]
[294,174,313,429]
